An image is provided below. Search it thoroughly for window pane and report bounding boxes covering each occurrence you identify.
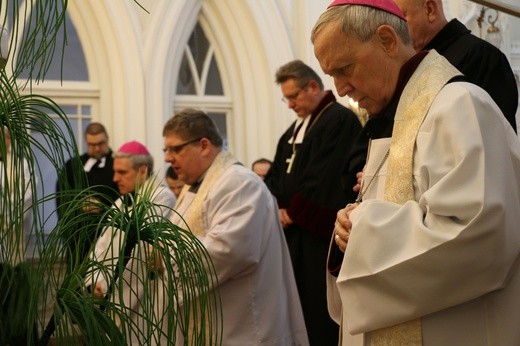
[205,55,223,95]
[189,23,209,78]
[81,105,91,116]
[176,53,196,94]
[208,112,227,150]
[31,130,60,234]
[80,120,92,150]
[30,118,77,235]
[59,104,78,116]
[18,5,89,81]
[29,104,92,235]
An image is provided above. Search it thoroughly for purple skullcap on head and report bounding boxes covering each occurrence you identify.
[327,0,406,21]
[117,140,150,155]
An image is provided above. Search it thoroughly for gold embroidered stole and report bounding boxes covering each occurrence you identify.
[370,51,461,345]
[174,151,238,237]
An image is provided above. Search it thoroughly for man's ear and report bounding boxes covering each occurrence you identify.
[307,79,319,89]
[138,165,149,179]
[199,138,211,154]
[425,0,439,22]
[374,25,398,56]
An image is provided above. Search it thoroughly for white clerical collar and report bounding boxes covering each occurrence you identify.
[84,156,106,172]
[98,156,106,168]
[288,115,310,145]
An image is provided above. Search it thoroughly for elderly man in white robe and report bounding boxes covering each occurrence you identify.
[311,0,520,345]
[85,140,176,345]
[163,108,309,345]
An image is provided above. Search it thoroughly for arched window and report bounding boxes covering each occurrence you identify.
[174,21,231,149]
[16,2,95,149]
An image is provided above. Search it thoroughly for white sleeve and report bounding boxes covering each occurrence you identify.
[340,83,520,334]
[202,168,272,284]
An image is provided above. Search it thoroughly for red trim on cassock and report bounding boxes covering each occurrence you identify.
[328,245,344,276]
[287,193,337,238]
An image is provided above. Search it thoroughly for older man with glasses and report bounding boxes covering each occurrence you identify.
[163,108,308,345]
[264,59,361,345]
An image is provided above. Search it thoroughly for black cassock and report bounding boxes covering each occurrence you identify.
[56,150,120,262]
[265,91,361,345]
[425,19,518,132]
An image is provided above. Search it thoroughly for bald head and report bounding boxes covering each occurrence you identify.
[394,0,447,51]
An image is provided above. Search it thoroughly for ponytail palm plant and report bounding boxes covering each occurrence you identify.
[0,1,221,345]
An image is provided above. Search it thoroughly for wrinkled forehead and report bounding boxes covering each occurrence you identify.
[314,22,359,73]
[114,156,134,170]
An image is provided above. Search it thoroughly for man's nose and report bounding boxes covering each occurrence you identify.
[334,78,353,97]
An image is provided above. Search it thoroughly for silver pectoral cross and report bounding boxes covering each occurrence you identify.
[286,152,295,174]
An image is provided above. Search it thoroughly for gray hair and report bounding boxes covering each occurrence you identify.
[275,59,324,89]
[163,108,223,148]
[112,151,154,176]
[311,5,411,44]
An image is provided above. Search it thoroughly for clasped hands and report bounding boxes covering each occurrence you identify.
[82,197,103,213]
[279,208,293,228]
[334,171,363,252]
[88,244,165,299]
[334,202,358,253]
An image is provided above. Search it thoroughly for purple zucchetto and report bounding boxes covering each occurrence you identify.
[327,0,406,21]
[117,140,150,155]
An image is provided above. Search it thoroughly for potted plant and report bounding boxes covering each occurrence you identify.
[0,2,220,344]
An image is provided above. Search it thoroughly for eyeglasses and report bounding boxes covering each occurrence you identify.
[163,137,202,155]
[281,84,308,104]
[87,140,107,148]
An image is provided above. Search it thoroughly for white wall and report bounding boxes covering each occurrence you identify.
[48,0,520,168]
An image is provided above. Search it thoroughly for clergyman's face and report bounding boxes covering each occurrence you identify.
[280,79,315,118]
[86,133,109,160]
[113,157,140,195]
[252,162,271,180]
[166,176,185,198]
[163,133,204,186]
[313,21,395,115]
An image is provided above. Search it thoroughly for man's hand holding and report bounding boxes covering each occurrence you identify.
[333,203,358,253]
